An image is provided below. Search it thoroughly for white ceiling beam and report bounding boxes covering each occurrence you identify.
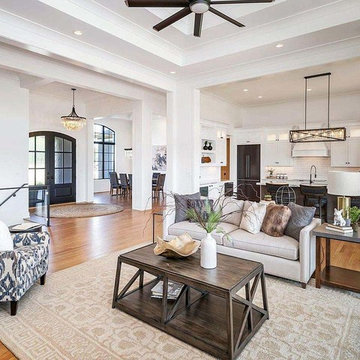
[185,36,360,88]
[0,10,175,92]
[36,0,184,66]
[19,76,54,90]
[0,44,165,101]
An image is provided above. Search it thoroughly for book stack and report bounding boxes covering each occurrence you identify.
[151,281,184,300]
[326,223,353,234]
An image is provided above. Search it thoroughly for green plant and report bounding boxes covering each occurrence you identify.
[349,206,360,224]
[186,200,223,234]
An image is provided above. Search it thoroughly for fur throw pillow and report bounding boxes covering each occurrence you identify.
[261,204,292,237]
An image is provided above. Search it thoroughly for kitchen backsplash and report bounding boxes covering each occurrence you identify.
[265,158,360,180]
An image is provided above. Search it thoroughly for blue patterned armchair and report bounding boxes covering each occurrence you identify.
[0,231,50,315]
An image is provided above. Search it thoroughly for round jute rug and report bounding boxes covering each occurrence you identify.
[35,203,124,218]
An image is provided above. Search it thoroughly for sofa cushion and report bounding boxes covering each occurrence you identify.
[223,228,299,260]
[217,198,244,226]
[174,192,200,223]
[261,204,292,237]
[168,221,238,245]
[285,202,316,241]
[240,201,267,234]
[186,199,214,222]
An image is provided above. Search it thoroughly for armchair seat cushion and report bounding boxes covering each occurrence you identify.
[168,221,238,245]
[15,245,48,275]
[223,229,299,260]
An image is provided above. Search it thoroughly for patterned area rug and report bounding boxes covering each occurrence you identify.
[35,203,124,218]
[0,246,359,360]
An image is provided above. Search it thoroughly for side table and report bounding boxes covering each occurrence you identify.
[313,223,360,293]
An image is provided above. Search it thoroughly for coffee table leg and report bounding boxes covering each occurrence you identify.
[161,276,168,324]
[226,292,234,359]
[315,236,321,289]
[112,258,122,308]
[260,271,269,319]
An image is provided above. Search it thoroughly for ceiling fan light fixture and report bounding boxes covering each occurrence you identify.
[190,0,209,14]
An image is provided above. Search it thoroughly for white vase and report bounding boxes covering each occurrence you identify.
[200,233,217,269]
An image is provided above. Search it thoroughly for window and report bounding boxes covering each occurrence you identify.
[94,124,115,179]
[29,135,46,185]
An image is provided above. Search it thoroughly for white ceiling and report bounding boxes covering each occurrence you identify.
[203,58,360,105]
[0,0,359,82]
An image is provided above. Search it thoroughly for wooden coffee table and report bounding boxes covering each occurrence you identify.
[112,244,269,360]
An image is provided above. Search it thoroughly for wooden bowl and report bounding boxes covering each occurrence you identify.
[154,233,200,259]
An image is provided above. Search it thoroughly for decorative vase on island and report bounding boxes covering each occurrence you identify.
[200,233,217,269]
[203,141,208,150]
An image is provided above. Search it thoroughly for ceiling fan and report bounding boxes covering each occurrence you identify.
[125,0,275,37]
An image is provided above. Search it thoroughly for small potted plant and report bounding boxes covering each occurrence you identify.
[349,206,360,232]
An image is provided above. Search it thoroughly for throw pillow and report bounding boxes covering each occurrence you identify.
[261,204,292,237]
[217,197,244,226]
[240,201,267,234]
[0,220,13,251]
[174,192,201,223]
[186,199,214,222]
[285,202,316,241]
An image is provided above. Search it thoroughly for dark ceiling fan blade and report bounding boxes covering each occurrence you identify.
[153,7,192,32]
[194,13,203,37]
[125,0,189,7]
[211,0,274,4]
[209,7,245,27]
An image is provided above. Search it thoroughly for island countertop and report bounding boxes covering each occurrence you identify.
[257,179,328,187]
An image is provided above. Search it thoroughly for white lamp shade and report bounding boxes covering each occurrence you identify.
[327,171,360,196]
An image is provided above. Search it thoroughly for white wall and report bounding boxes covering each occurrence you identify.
[93,118,133,193]
[201,92,241,126]
[0,70,29,225]
[29,92,90,203]
[239,93,360,129]
[152,115,167,146]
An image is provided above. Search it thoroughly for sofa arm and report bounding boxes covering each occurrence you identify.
[299,218,321,283]
[12,231,50,249]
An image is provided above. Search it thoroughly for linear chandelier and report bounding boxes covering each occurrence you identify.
[289,72,346,143]
[61,88,86,131]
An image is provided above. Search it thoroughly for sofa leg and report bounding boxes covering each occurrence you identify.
[300,282,307,289]
[40,274,46,285]
[10,301,18,316]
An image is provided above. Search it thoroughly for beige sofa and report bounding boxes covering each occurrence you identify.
[165,201,321,288]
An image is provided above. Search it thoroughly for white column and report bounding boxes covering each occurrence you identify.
[132,100,152,210]
[166,84,201,194]
[86,117,94,202]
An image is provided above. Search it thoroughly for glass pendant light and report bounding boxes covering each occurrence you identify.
[61,88,86,131]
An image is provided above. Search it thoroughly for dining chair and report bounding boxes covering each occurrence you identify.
[119,173,129,196]
[152,172,160,187]
[152,173,166,200]
[109,172,121,196]
[128,174,132,197]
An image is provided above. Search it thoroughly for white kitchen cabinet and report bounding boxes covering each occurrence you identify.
[263,141,293,167]
[331,138,360,167]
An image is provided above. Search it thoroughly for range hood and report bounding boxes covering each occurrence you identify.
[292,142,329,157]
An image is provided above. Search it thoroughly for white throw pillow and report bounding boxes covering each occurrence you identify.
[240,201,267,234]
[217,197,244,226]
[0,221,13,251]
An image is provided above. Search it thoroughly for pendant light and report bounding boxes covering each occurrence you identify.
[289,73,346,143]
[61,88,86,131]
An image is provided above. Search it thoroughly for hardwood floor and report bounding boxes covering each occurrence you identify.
[1,194,359,359]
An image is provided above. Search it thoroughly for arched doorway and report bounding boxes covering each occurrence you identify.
[29,131,76,204]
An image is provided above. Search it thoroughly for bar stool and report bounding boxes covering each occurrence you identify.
[266,183,289,204]
[300,185,327,222]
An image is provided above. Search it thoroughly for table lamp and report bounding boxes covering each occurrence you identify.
[327,171,360,218]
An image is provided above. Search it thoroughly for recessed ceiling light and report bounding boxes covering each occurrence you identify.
[73,30,83,36]
[307,88,312,92]
[243,88,249,92]
[275,43,284,48]
[170,71,176,74]
[258,95,263,99]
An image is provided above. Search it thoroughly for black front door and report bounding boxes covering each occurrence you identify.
[29,131,76,204]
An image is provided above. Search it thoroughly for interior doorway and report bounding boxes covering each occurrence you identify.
[29,131,76,204]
